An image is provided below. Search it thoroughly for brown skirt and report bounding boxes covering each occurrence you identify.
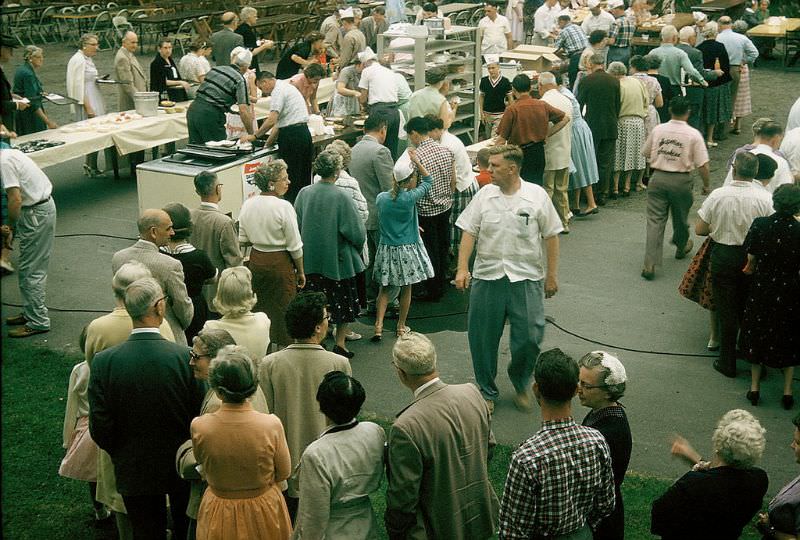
[678,237,714,310]
[247,250,297,348]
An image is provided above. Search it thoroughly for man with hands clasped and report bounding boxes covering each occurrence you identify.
[455,144,562,414]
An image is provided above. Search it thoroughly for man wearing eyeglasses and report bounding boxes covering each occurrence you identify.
[112,208,194,346]
[89,277,205,540]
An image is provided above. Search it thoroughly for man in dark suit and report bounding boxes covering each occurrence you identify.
[578,53,621,205]
[211,12,244,66]
[89,277,205,540]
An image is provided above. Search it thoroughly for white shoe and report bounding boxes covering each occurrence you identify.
[707,338,720,351]
[94,506,111,521]
[0,259,13,274]
[345,331,362,341]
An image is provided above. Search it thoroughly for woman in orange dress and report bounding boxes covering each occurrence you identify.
[191,346,292,540]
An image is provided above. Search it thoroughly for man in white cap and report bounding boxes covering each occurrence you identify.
[359,47,402,159]
[337,7,366,70]
[581,0,615,36]
[606,0,635,66]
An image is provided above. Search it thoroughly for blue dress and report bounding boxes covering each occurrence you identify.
[373,175,435,287]
[560,87,599,190]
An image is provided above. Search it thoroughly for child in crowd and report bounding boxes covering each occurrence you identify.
[59,326,110,521]
[475,147,493,188]
[372,149,434,341]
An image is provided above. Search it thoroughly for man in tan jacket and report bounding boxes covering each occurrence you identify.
[385,332,498,539]
[114,31,147,111]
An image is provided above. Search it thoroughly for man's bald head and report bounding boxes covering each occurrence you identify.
[221,11,238,26]
[121,31,139,53]
[137,209,174,246]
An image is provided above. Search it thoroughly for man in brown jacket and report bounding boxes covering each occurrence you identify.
[385,332,498,539]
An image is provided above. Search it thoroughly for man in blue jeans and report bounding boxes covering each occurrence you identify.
[455,144,562,413]
[1,146,56,338]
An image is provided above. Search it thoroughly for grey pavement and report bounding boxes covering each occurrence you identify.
[2,42,800,495]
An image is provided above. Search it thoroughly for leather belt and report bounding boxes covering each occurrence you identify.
[23,196,51,209]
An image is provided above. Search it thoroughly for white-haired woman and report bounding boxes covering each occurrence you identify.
[191,347,292,539]
[651,409,769,539]
[225,47,259,139]
[66,33,106,177]
[202,266,271,360]
[13,45,57,135]
[236,6,274,75]
[608,61,648,197]
[239,160,305,349]
[295,151,366,358]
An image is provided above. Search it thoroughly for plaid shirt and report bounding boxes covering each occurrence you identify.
[555,24,589,56]
[415,137,455,217]
[609,16,635,48]
[498,418,616,539]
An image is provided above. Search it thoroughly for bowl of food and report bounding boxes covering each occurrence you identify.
[160,100,176,107]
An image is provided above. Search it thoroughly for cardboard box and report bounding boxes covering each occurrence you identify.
[499,45,561,73]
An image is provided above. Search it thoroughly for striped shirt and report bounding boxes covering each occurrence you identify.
[414,137,455,217]
[195,65,249,110]
[696,181,774,246]
[609,16,635,48]
[498,418,615,539]
[555,24,589,56]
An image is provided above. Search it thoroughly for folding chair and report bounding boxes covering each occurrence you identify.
[168,19,195,56]
[785,29,800,67]
[9,8,36,46]
[89,10,114,49]
[36,6,60,43]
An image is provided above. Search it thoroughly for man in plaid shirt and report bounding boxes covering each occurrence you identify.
[407,116,455,302]
[554,14,589,89]
[606,0,635,67]
[498,349,615,540]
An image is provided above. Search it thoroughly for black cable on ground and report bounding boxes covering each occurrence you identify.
[54,233,137,241]
[1,301,108,314]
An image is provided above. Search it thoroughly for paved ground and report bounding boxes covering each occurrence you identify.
[2,42,800,494]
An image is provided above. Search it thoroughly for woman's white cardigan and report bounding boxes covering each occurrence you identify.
[66,50,87,116]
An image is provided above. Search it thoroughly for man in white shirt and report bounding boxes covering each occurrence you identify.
[455,144,562,412]
[538,72,573,233]
[478,2,513,55]
[723,120,794,192]
[533,0,562,46]
[581,0,615,36]
[358,48,401,159]
[244,71,312,203]
[1,148,56,338]
[788,97,800,131]
[695,151,773,378]
[780,127,800,181]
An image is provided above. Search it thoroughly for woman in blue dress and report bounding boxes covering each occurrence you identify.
[560,84,600,217]
[372,149,434,341]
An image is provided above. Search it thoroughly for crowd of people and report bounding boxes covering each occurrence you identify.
[1,0,800,538]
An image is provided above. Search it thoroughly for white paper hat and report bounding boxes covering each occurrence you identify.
[393,151,415,181]
[591,350,628,385]
[587,0,600,8]
[692,11,708,22]
[339,7,354,18]
[607,0,624,9]
[358,46,377,63]
[484,54,500,65]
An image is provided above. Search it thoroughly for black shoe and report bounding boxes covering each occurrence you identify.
[621,190,631,198]
[609,192,618,200]
[783,395,794,410]
[332,345,355,359]
[713,361,736,378]
[746,390,759,406]
[641,267,655,281]
[596,197,607,206]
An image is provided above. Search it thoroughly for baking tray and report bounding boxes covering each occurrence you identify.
[42,93,78,106]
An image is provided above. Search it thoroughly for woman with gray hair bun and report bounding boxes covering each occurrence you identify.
[12,45,57,134]
[191,345,292,539]
[651,409,768,539]
[238,159,305,349]
[577,350,631,540]
[295,150,367,358]
[177,333,269,539]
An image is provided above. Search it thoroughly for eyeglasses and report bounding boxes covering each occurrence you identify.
[579,381,607,390]
[189,350,210,361]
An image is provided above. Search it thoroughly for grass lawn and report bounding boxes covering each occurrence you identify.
[1,337,763,539]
